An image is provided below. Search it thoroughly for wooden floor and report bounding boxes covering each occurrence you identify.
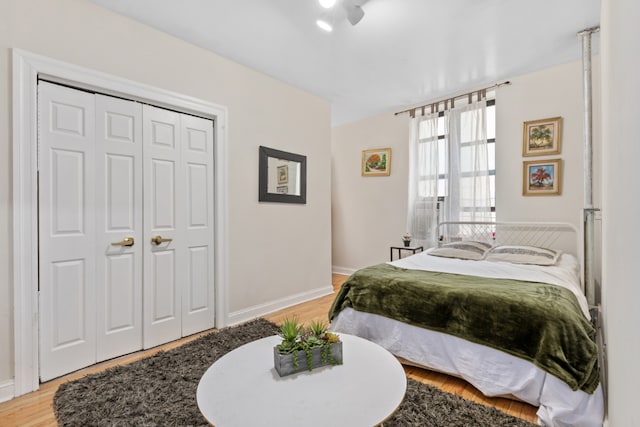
[0,273,537,426]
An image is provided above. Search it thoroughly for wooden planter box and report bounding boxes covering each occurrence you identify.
[274,342,343,377]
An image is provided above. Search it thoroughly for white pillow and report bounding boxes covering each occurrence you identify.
[484,245,561,266]
[428,241,492,261]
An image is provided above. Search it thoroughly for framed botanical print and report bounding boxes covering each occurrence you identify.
[522,117,562,157]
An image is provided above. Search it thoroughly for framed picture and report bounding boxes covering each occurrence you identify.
[277,165,288,184]
[362,148,391,176]
[276,185,288,194]
[523,158,562,196]
[522,117,562,157]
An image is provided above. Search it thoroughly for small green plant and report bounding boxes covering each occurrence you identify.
[278,317,301,342]
[309,320,328,336]
[275,318,341,372]
[277,317,303,369]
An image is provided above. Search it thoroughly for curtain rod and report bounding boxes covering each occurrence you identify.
[394,81,512,117]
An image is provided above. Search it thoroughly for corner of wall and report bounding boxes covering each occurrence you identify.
[0,380,14,403]
[332,266,356,276]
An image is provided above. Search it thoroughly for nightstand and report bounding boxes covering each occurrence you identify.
[390,245,424,261]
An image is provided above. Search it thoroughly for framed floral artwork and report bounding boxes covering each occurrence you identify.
[523,158,562,196]
[522,117,562,157]
[362,148,391,176]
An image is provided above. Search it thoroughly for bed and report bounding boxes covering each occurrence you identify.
[329,222,604,427]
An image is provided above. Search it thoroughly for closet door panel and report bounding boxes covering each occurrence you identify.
[151,159,176,228]
[95,95,143,361]
[143,105,184,348]
[38,82,97,381]
[181,115,215,335]
[151,250,177,319]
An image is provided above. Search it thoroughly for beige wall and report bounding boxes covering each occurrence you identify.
[332,57,600,272]
[0,0,332,387]
[331,114,410,271]
[601,0,640,424]
[495,59,601,224]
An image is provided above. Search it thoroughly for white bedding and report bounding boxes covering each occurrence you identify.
[330,251,604,427]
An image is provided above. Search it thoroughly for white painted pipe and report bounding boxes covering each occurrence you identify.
[578,26,599,308]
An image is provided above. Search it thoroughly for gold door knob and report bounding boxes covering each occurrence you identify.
[151,235,173,245]
[111,237,135,247]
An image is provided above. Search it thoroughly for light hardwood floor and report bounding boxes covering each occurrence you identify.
[0,273,537,426]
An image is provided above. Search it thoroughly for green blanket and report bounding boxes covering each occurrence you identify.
[328,263,599,393]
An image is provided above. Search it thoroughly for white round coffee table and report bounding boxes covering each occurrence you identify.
[196,333,407,426]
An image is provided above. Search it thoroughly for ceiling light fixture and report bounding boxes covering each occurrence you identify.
[316,0,368,29]
[343,0,366,25]
[316,19,333,32]
[319,0,336,8]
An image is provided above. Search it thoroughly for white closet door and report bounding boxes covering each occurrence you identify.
[38,83,216,377]
[142,105,184,348]
[95,95,143,361]
[38,82,97,381]
[181,114,215,335]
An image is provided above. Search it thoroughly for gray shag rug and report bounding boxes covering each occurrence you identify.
[54,318,537,426]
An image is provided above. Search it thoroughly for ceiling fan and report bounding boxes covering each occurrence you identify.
[318,0,369,27]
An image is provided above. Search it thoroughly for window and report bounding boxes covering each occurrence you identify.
[418,99,495,223]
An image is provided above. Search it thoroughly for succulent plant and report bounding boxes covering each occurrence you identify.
[278,317,301,343]
[309,320,328,336]
[276,319,341,371]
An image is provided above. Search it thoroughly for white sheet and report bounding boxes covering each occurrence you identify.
[331,308,604,427]
[391,250,590,319]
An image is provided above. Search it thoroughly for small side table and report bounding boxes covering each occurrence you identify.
[390,245,424,261]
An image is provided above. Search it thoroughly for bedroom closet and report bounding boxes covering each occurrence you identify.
[37,81,215,381]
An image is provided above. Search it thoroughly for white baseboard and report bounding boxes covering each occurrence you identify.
[227,285,334,326]
[332,266,356,276]
[0,380,15,403]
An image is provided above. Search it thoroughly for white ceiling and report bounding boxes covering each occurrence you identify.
[88,0,601,126]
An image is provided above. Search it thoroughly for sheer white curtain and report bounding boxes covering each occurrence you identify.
[407,112,440,247]
[444,99,492,223]
[407,99,492,246]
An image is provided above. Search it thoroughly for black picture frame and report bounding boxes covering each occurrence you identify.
[259,146,307,204]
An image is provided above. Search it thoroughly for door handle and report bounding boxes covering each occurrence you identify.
[111,237,135,247]
[151,235,173,245]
